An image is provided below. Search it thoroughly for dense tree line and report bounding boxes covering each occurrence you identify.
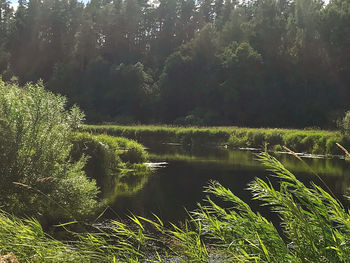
[0,0,349,128]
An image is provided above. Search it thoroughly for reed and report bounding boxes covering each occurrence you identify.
[82,125,349,155]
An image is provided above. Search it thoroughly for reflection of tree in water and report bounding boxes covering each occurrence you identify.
[149,145,350,197]
[151,145,350,177]
[99,145,350,223]
[99,167,152,205]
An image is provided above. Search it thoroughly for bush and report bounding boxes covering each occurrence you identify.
[247,131,265,147]
[71,133,148,183]
[227,131,248,148]
[284,133,307,152]
[111,136,148,163]
[265,131,284,147]
[338,110,350,136]
[71,133,122,182]
[0,80,98,220]
[71,133,150,205]
[72,133,147,166]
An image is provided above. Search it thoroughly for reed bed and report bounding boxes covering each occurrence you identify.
[83,125,349,155]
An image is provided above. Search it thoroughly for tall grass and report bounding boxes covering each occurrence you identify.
[0,209,156,262]
[82,125,349,155]
[2,152,350,262]
[138,152,350,262]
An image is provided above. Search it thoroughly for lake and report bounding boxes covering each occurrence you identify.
[103,143,350,225]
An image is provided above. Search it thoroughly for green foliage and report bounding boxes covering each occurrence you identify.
[71,133,122,182]
[338,110,350,137]
[0,80,98,220]
[70,132,150,202]
[84,124,347,155]
[71,133,148,175]
[0,209,155,263]
[2,152,350,262]
[138,153,350,262]
[0,0,347,128]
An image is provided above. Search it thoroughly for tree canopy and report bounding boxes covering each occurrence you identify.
[1,0,349,127]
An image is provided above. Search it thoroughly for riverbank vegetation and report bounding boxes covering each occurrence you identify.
[3,152,350,262]
[71,132,148,181]
[0,209,152,262]
[0,79,98,222]
[71,132,151,201]
[0,80,150,225]
[1,0,350,260]
[0,0,349,128]
[1,81,350,261]
[84,125,350,155]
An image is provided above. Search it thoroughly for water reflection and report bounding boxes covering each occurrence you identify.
[103,144,350,223]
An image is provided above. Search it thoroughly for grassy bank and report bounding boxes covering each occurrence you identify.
[71,132,149,180]
[71,132,151,202]
[83,125,350,155]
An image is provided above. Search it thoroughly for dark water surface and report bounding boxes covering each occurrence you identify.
[104,144,350,225]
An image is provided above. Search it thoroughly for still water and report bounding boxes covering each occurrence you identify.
[103,144,350,224]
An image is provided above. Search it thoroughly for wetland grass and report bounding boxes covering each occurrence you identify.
[83,125,349,155]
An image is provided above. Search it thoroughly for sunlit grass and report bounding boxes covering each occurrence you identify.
[83,125,348,155]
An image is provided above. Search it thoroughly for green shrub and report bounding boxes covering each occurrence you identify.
[71,133,148,180]
[300,135,317,152]
[227,131,248,148]
[111,136,148,163]
[0,80,98,220]
[312,143,323,154]
[247,131,265,147]
[284,133,307,152]
[71,133,121,182]
[273,144,283,151]
[265,131,284,146]
[326,136,345,155]
[338,110,350,136]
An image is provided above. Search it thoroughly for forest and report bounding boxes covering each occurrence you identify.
[2,0,350,262]
[0,0,349,127]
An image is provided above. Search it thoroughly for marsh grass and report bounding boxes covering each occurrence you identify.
[83,125,348,155]
[0,210,158,263]
[71,132,149,181]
